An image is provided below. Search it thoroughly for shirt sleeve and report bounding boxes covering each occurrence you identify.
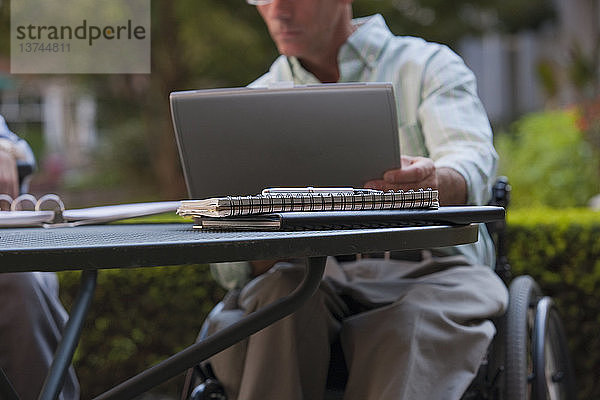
[417,46,497,205]
[0,115,36,165]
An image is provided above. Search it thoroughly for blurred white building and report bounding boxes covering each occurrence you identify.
[459,0,600,123]
[0,77,97,169]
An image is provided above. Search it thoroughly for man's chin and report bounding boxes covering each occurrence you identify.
[272,34,306,56]
[276,44,304,58]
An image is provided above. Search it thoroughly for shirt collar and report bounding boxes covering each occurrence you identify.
[287,57,320,85]
[339,14,392,70]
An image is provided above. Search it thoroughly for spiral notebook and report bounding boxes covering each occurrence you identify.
[177,188,439,218]
[0,193,180,228]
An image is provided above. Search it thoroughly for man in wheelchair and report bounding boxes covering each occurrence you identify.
[193,1,510,399]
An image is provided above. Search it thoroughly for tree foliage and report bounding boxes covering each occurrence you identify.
[353,0,555,46]
[495,109,600,208]
[90,1,279,198]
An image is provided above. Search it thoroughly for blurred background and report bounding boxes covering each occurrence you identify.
[1,0,600,399]
[2,0,599,207]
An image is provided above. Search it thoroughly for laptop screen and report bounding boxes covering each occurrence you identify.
[170,83,401,199]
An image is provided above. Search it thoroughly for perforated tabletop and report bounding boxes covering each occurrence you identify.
[0,221,482,399]
[0,223,478,272]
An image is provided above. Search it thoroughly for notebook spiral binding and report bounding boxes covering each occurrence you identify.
[180,188,439,218]
[0,193,65,213]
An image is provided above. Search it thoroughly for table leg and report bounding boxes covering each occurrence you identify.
[39,270,97,400]
[93,256,327,400]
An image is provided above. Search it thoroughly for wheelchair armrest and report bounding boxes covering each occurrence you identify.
[487,176,511,283]
[489,176,511,209]
[486,176,511,234]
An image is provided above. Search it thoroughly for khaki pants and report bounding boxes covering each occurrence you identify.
[203,253,508,400]
[0,272,79,400]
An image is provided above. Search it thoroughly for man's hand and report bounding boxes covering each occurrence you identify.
[364,155,437,192]
[364,155,467,205]
[248,157,468,278]
[0,148,18,199]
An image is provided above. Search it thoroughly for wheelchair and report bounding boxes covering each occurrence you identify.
[461,179,576,400]
[183,177,576,400]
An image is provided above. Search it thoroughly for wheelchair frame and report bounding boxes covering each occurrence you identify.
[463,178,576,400]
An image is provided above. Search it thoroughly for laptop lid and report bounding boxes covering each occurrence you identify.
[170,83,401,199]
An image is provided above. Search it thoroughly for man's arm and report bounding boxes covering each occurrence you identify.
[369,45,496,207]
[0,148,19,197]
[416,47,497,206]
[0,116,32,198]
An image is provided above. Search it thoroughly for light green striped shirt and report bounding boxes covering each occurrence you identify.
[212,14,498,289]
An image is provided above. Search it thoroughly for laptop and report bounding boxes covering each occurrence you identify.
[170,83,401,199]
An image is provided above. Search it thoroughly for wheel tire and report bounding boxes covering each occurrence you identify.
[505,275,542,399]
[532,297,576,400]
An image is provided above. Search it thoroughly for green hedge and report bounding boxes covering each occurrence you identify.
[58,265,225,399]
[57,210,600,399]
[505,208,600,400]
[495,109,600,208]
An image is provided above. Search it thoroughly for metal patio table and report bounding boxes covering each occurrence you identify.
[0,221,479,400]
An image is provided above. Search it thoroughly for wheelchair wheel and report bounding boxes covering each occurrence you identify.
[532,297,576,400]
[505,275,542,399]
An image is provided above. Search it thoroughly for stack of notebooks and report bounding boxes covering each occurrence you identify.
[177,188,444,231]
